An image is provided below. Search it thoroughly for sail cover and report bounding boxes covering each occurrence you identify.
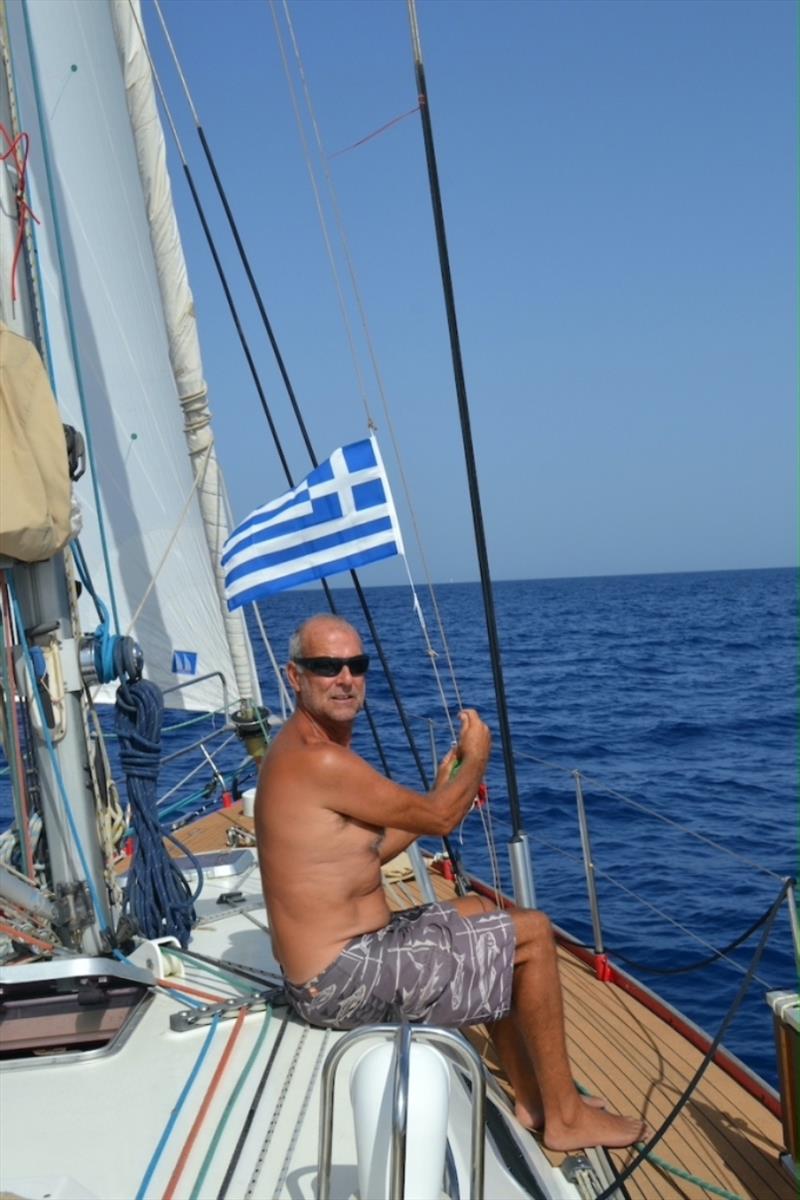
[1,0,256,712]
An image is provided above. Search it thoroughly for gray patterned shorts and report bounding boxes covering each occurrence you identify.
[283,902,516,1030]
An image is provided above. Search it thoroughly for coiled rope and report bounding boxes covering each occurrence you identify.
[117,677,203,948]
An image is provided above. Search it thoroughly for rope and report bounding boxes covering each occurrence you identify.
[0,121,39,301]
[189,1008,273,1200]
[216,1010,290,1199]
[134,1014,220,1200]
[169,947,262,994]
[71,541,124,683]
[0,580,34,877]
[605,898,781,976]
[635,1150,745,1200]
[591,878,790,1200]
[0,918,55,953]
[163,1007,248,1200]
[574,1084,745,1200]
[117,677,202,948]
[7,579,108,931]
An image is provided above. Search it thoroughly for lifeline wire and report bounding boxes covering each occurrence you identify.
[592,878,790,1200]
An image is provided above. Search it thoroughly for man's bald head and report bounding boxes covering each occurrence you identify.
[288,615,362,662]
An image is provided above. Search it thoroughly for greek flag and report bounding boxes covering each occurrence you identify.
[222,436,405,609]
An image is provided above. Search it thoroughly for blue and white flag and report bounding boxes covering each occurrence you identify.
[222,436,405,610]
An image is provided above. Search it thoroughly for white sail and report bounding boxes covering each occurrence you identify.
[1,0,254,712]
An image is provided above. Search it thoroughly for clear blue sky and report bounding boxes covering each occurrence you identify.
[145,0,796,584]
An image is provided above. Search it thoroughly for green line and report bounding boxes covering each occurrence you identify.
[576,1084,745,1200]
[169,948,261,995]
[188,1008,272,1200]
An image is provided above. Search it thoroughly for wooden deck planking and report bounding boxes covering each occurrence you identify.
[383,867,791,1200]
[164,809,791,1199]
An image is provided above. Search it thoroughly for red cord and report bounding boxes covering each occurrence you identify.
[1,122,40,302]
[162,1007,247,1200]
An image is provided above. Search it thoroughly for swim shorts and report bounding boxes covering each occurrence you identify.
[283,902,516,1030]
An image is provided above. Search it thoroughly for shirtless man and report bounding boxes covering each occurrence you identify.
[255,613,646,1151]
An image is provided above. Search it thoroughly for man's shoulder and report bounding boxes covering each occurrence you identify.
[264,728,357,780]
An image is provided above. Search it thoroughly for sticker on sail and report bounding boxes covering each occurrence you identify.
[171,650,198,676]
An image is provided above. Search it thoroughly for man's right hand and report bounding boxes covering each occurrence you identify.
[456,708,491,763]
[433,710,490,789]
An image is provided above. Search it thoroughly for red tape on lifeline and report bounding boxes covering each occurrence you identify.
[473,782,488,809]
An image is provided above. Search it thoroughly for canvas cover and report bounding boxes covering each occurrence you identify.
[0,323,71,562]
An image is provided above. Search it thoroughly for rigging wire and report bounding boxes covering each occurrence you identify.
[19,0,120,633]
[277,0,465,726]
[126,0,403,796]
[406,0,525,842]
[137,0,469,889]
[591,877,790,1200]
[517,749,787,884]
[268,0,373,427]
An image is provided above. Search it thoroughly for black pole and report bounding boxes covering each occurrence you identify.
[407,0,524,838]
[188,134,468,882]
[181,165,396,780]
[153,15,467,888]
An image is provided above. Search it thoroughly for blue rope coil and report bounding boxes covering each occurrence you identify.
[117,677,203,948]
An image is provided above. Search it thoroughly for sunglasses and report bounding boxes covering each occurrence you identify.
[293,654,370,678]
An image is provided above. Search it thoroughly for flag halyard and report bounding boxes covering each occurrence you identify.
[222,436,404,609]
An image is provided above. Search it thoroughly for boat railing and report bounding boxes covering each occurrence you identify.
[317,1022,486,1200]
[161,670,231,720]
[513,749,799,987]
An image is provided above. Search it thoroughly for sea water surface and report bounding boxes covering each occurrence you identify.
[1,567,795,1089]
[245,567,796,1090]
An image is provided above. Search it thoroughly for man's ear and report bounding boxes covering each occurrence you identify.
[285,661,301,691]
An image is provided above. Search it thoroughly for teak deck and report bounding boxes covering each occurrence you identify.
[170,803,792,1200]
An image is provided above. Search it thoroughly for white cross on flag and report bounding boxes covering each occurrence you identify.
[222,436,405,609]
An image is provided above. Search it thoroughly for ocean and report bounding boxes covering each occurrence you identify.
[243,566,796,1091]
[1,566,795,1090]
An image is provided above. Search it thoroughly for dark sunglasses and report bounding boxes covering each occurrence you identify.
[293,654,370,678]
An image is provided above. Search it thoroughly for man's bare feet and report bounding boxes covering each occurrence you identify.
[515,1093,606,1133]
[542,1100,648,1151]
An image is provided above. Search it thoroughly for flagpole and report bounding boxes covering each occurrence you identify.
[407,0,534,904]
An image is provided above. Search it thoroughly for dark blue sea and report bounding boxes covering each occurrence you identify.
[243,566,797,1092]
[2,567,796,1090]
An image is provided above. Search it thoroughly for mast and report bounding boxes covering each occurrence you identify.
[109,0,259,708]
[0,0,113,951]
[407,0,535,906]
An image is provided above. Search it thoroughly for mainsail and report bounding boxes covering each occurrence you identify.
[0,0,257,712]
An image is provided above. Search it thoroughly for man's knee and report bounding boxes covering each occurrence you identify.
[511,908,554,948]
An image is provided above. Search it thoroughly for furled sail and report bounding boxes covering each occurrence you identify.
[1,0,258,712]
